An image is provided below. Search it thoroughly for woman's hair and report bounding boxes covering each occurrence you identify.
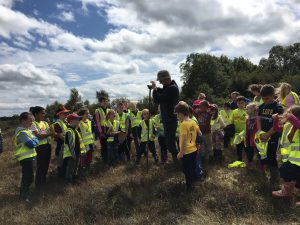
[248,84,262,93]
[223,102,231,108]
[290,106,300,120]
[199,100,210,108]
[31,106,45,117]
[278,82,292,100]
[77,107,89,117]
[19,112,33,122]
[210,104,219,120]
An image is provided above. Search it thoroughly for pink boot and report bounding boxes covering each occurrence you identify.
[272,182,296,198]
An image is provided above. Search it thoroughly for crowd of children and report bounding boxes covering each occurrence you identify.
[11,82,300,207]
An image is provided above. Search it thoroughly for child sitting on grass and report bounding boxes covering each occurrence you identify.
[175,102,201,192]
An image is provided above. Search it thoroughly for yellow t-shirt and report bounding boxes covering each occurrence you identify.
[229,108,247,133]
[179,119,199,155]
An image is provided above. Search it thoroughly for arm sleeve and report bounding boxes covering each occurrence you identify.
[137,124,142,139]
[18,132,37,148]
[95,111,102,133]
[66,132,76,158]
[219,117,225,128]
[152,88,163,104]
[288,114,300,129]
[285,95,294,108]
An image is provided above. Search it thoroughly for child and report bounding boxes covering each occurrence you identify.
[136,109,158,164]
[248,84,263,104]
[175,102,201,192]
[106,109,120,166]
[244,103,258,169]
[63,114,83,184]
[78,108,95,171]
[53,106,69,178]
[229,96,247,164]
[220,103,234,149]
[31,106,54,188]
[196,100,213,164]
[153,110,168,164]
[257,84,284,189]
[128,102,142,156]
[14,112,39,201]
[116,102,130,161]
[95,96,109,163]
[210,105,225,163]
[272,106,300,206]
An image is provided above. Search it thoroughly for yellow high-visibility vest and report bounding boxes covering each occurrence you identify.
[141,119,155,142]
[129,111,142,128]
[107,120,120,142]
[53,119,68,136]
[79,120,94,147]
[63,128,86,159]
[254,131,269,160]
[280,122,293,162]
[287,129,300,166]
[117,112,128,132]
[281,92,300,108]
[211,115,222,132]
[14,129,37,161]
[219,109,232,126]
[32,121,51,146]
[95,107,108,127]
[233,130,245,145]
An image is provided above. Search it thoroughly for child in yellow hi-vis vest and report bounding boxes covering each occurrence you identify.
[14,112,39,202]
[271,106,300,206]
[135,109,158,164]
[78,108,95,170]
[106,109,120,166]
[229,96,247,166]
[64,114,85,184]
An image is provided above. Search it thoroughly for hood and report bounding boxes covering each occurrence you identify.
[163,80,178,88]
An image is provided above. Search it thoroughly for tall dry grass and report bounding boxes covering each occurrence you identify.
[0,121,299,225]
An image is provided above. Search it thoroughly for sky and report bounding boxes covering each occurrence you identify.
[0,0,300,116]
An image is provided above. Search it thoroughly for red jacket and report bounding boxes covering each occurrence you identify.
[245,117,258,147]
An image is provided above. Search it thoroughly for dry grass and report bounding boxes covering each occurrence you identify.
[0,121,300,225]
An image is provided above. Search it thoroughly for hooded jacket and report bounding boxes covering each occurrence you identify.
[153,80,179,123]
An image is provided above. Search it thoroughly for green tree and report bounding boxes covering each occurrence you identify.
[65,88,82,111]
[137,96,157,115]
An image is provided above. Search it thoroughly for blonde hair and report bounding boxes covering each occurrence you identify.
[246,102,258,116]
[106,109,116,120]
[278,82,292,101]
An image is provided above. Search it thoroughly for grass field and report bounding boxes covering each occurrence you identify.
[0,120,300,225]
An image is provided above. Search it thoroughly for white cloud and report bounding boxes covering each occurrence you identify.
[65,72,81,82]
[0,0,21,8]
[57,11,75,22]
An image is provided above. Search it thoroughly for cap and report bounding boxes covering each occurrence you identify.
[157,70,171,81]
[56,107,70,116]
[67,113,82,123]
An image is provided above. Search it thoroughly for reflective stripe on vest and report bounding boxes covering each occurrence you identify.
[33,121,50,146]
[79,120,94,146]
[254,131,269,160]
[107,120,120,142]
[141,119,155,142]
[96,107,107,127]
[280,123,293,162]
[14,129,37,161]
[130,111,142,128]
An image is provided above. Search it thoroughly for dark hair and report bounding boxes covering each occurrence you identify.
[77,107,89,116]
[19,112,33,122]
[248,84,262,92]
[260,84,275,97]
[291,106,300,120]
[236,96,246,102]
[199,100,210,108]
[223,102,231,108]
[99,96,108,103]
[188,106,194,118]
[31,106,45,116]
[175,103,189,116]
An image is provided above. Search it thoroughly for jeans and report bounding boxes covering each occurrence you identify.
[137,141,157,161]
[118,139,131,161]
[163,121,178,156]
[195,150,203,178]
[107,141,118,166]
[261,139,279,167]
[236,143,244,161]
[20,158,34,199]
[65,157,79,181]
